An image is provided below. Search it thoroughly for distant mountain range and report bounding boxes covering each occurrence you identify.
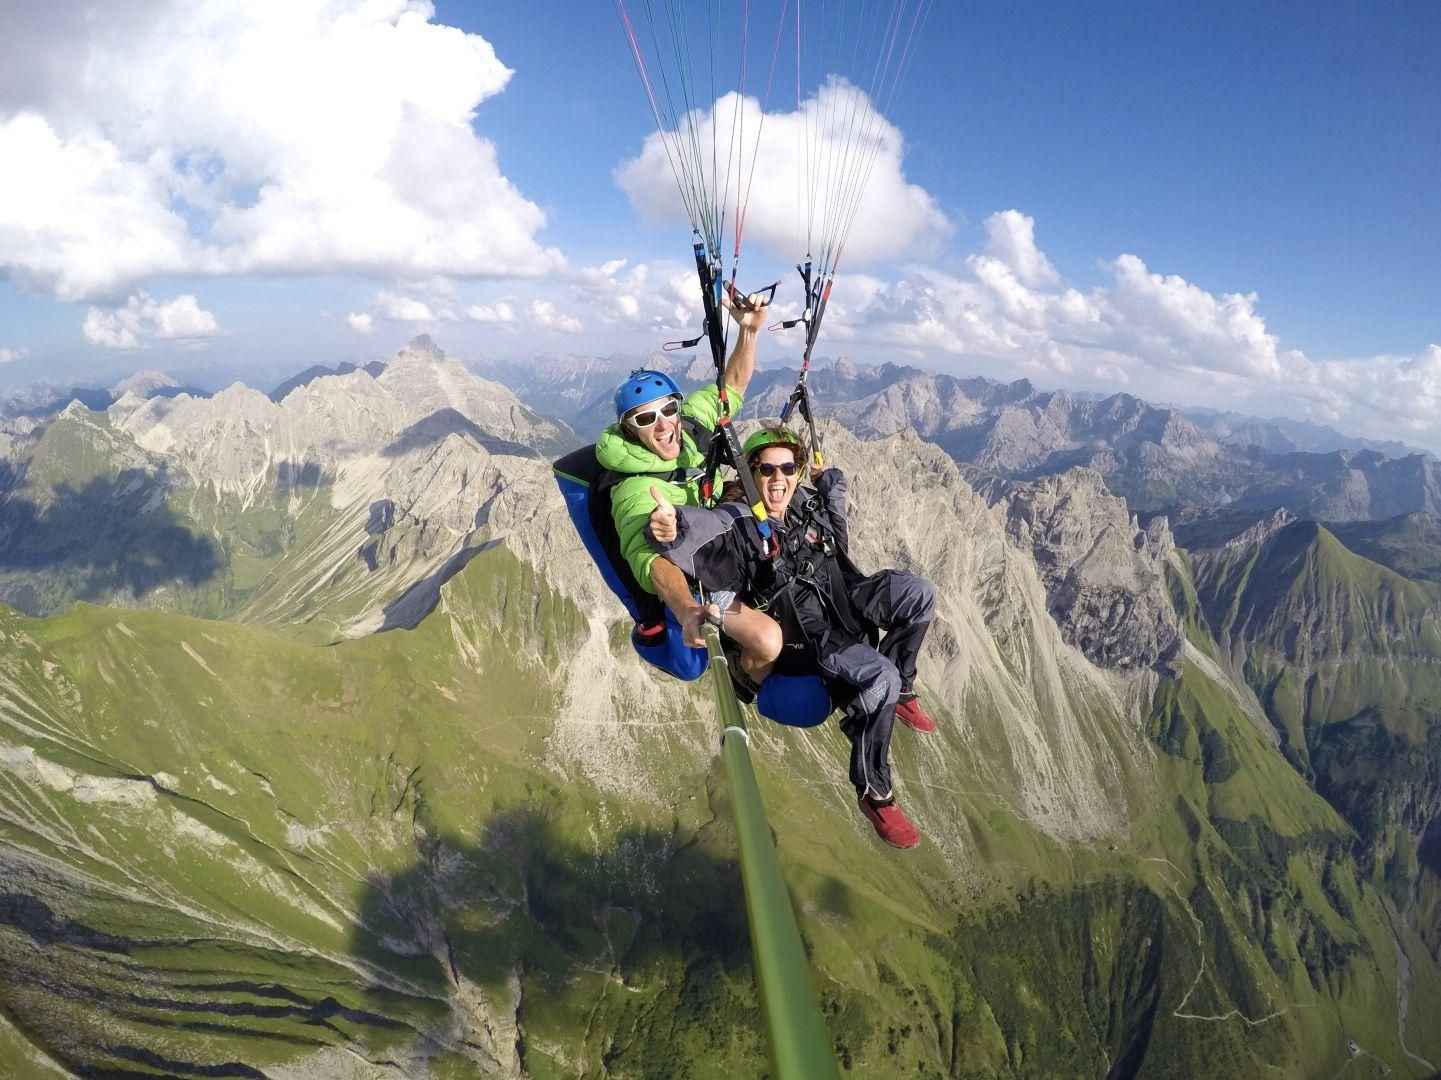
[454,351,1441,524]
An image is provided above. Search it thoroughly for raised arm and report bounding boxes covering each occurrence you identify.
[719,291,770,397]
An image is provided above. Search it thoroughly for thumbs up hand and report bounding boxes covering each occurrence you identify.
[648,484,678,544]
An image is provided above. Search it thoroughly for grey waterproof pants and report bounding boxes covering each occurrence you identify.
[817,569,936,799]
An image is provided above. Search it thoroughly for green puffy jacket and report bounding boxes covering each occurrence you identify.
[595,382,741,594]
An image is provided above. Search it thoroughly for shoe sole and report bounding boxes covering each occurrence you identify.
[897,715,936,734]
[878,834,921,849]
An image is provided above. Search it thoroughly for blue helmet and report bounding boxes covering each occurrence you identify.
[614,369,681,419]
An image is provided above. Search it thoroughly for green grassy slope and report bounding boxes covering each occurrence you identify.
[2,533,1436,1076]
[1187,520,1441,1069]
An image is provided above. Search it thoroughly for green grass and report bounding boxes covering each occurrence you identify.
[1,524,1438,1075]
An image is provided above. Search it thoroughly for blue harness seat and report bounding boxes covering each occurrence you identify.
[552,447,832,728]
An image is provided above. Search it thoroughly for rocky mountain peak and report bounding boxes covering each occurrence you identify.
[996,468,1182,673]
[392,333,446,365]
[1224,506,1298,550]
[110,370,182,399]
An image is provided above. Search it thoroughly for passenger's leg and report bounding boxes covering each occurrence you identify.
[850,569,936,696]
[718,600,781,686]
[816,642,901,799]
[819,642,921,847]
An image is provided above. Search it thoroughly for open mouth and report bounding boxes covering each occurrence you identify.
[654,427,677,448]
[766,479,788,501]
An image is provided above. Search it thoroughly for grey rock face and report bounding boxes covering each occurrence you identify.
[0,338,578,629]
[994,469,1182,675]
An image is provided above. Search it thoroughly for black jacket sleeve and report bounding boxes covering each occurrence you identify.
[812,468,849,554]
[649,503,755,593]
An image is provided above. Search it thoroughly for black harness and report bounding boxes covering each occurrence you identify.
[754,489,870,660]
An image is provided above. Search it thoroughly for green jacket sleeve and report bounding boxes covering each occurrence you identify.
[612,473,695,595]
[681,382,744,432]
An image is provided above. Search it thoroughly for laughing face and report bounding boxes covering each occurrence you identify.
[626,395,684,461]
[752,445,800,517]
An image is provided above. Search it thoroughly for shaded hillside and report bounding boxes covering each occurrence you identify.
[1330,511,1441,585]
[1187,520,1441,1022]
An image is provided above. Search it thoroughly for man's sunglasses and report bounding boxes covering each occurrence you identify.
[752,461,799,478]
[625,397,682,430]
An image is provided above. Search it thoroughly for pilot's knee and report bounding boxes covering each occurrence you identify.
[868,661,901,709]
[757,613,783,663]
[900,573,936,621]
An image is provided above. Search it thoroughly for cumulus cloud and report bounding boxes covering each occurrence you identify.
[0,346,27,365]
[465,299,518,324]
[347,312,374,334]
[616,80,949,268]
[982,210,1060,288]
[82,290,222,349]
[567,258,700,333]
[526,299,583,334]
[373,291,438,322]
[0,0,562,302]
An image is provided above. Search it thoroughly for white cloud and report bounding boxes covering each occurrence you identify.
[0,346,27,365]
[82,290,222,349]
[347,312,374,334]
[565,258,711,336]
[1099,254,1285,380]
[616,80,949,268]
[982,210,1059,288]
[0,1,562,302]
[526,299,582,334]
[373,291,436,322]
[465,299,518,324]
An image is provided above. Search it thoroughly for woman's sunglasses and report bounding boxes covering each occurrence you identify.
[752,461,799,478]
[625,397,681,430]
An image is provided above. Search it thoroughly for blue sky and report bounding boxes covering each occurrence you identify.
[2,1,1439,446]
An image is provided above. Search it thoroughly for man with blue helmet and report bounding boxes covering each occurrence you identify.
[595,293,782,690]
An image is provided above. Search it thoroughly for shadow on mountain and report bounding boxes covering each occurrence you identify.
[381,408,537,460]
[1328,510,1441,584]
[269,359,386,403]
[364,498,395,535]
[372,539,500,629]
[14,387,117,419]
[274,459,330,492]
[351,803,766,1072]
[0,469,222,613]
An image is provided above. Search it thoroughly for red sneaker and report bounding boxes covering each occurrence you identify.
[895,694,936,734]
[858,795,921,849]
